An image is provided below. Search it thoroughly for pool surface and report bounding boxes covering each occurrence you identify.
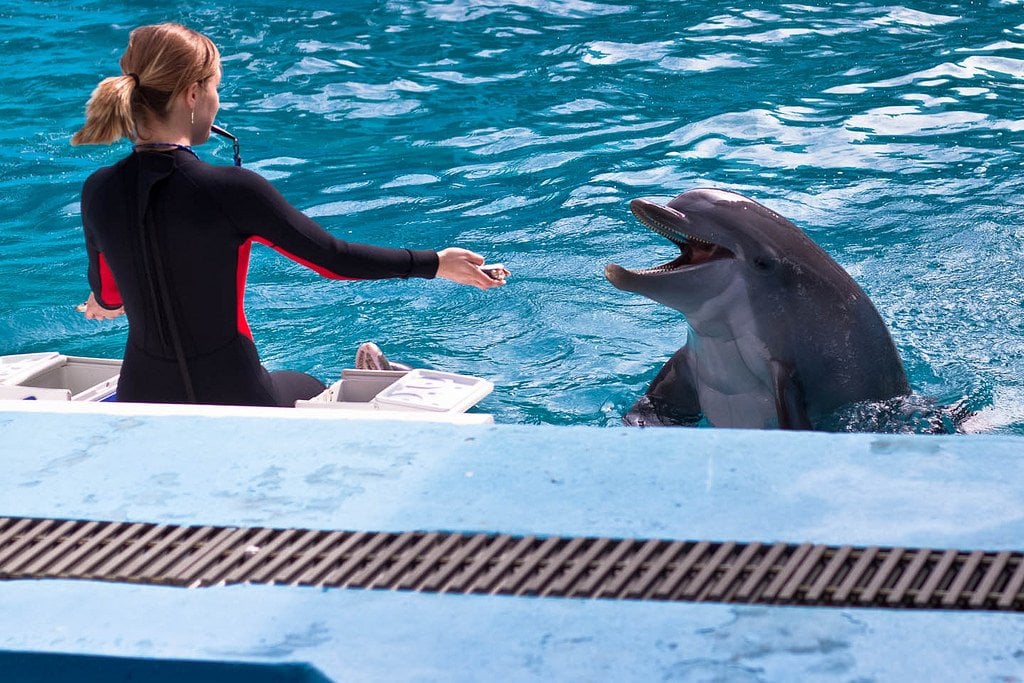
[2,1,1023,430]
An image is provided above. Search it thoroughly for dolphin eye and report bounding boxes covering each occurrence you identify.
[752,256,775,272]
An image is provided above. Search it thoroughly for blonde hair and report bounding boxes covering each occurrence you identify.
[71,23,220,145]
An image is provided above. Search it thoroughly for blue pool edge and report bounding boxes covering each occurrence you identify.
[2,402,1024,680]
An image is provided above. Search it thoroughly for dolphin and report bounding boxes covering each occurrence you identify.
[604,188,911,430]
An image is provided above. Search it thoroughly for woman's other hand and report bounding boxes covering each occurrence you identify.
[80,292,125,320]
[436,248,506,290]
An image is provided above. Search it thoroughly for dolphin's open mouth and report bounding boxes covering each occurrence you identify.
[621,199,734,275]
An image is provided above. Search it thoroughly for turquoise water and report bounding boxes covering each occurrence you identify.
[2,1,1022,431]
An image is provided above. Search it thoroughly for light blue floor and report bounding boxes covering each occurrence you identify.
[2,405,1024,680]
[5,579,1024,682]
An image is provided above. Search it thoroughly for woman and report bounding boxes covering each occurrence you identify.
[72,23,503,406]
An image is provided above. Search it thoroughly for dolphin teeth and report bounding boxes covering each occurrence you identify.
[627,202,734,274]
[635,210,712,248]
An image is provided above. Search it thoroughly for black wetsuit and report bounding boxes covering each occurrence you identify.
[82,148,438,406]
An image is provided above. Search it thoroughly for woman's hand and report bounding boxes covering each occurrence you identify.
[436,248,506,290]
[80,292,125,320]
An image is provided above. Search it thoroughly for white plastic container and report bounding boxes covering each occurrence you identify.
[374,369,493,413]
[295,368,492,414]
[0,353,120,402]
[0,353,493,417]
[296,369,408,410]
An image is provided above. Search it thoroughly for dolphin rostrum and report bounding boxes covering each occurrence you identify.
[605,188,911,430]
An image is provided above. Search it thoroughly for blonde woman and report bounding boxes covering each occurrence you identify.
[73,23,502,406]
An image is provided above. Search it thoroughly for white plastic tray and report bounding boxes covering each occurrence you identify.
[372,369,493,413]
[0,354,120,401]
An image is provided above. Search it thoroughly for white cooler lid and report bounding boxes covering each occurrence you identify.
[372,369,493,413]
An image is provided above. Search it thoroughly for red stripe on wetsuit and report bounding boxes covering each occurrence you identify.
[98,252,123,308]
[235,236,359,340]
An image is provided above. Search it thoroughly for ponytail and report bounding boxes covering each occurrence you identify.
[71,23,220,146]
[71,74,137,145]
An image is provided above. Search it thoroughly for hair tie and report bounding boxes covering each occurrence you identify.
[127,72,140,87]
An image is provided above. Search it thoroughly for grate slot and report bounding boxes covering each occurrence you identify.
[318,531,391,587]
[345,532,411,588]
[971,551,1011,608]
[761,543,811,601]
[545,537,612,597]
[599,538,661,599]
[444,533,516,594]
[196,527,278,586]
[860,547,903,603]
[573,538,638,598]
[502,536,562,595]
[48,522,128,578]
[779,544,828,601]
[914,549,959,606]
[943,550,985,607]
[3,515,1024,612]
[681,541,735,601]
[170,527,254,587]
[805,545,851,603]
[735,542,789,601]
[0,518,59,568]
[371,532,440,590]
[707,541,762,602]
[78,524,150,578]
[281,531,357,586]
[522,536,587,596]
[0,518,34,550]
[470,535,537,594]
[624,541,686,600]
[415,533,488,593]
[112,525,191,581]
[833,546,878,604]
[94,523,172,579]
[21,521,101,576]
[135,526,215,581]
[996,555,1024,609]
[394,532,464,591]
[286,531,358,586]
[233,529,311,584]
[3,520,79,574]
[887,548,932,605]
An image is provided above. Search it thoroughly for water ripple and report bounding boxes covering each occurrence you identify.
[3,0,1023,431]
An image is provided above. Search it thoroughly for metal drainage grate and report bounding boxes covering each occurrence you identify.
[2,515,1024,611]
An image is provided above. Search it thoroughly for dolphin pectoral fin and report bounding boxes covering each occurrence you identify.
[771,361,811,430]
[625,350,703,427]
[624,395,702,427]
[624,395,669,426]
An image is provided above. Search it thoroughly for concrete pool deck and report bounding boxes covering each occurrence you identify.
[1,401,1024,680]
